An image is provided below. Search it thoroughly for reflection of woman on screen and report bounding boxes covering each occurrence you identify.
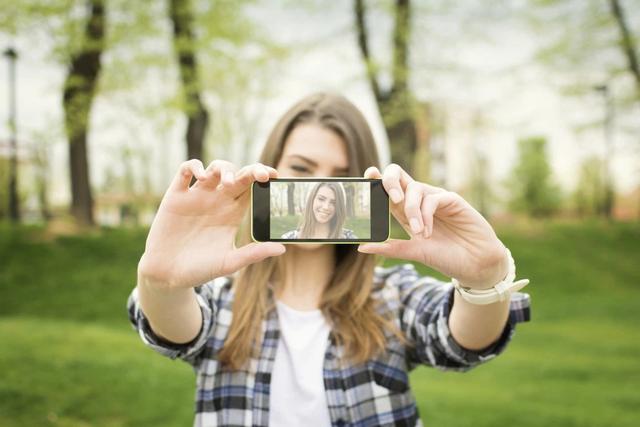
[281,182,357,239]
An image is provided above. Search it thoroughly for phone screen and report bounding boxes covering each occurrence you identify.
[252,178,389,243]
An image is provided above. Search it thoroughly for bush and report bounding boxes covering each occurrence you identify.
[507,136,561,217]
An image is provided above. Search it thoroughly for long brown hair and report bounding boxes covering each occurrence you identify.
[298,182,347,239]
[219,93,397,370]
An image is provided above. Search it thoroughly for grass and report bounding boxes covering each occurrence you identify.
[1,220,639,426]
[270,215,370,238]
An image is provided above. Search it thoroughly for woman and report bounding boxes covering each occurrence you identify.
[280,182,357,239]
[127,93,531,427]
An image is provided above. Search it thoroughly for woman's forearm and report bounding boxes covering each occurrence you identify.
[137,272,203,345]
[448,292,511,350]
[447,254,511,351]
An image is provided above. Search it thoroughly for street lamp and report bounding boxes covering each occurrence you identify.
[3,46,19,223]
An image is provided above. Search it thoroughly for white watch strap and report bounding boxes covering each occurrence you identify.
[451,248,530,305]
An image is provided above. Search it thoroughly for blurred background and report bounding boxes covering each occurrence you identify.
[0,0,638,426]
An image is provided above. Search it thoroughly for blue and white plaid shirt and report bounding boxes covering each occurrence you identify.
[127,263,531,427]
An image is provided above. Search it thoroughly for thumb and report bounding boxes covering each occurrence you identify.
[358,239,423,263]
[222,242,286,275]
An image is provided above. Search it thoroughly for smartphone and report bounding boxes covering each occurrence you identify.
[251,178,389,243]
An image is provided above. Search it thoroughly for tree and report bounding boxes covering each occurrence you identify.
[609,0,640,100]
[507,136,561,217]
[573,155,614,217]
[525,0,639,102]
[1,0,286,227]
[62,0,106,226]
[169,0,209,161]
[354,0,418,175]
[287,182,295,216]
[524,0,640,218]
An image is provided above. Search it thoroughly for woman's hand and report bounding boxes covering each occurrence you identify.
[137,159,286,291]
[358,164,509,289]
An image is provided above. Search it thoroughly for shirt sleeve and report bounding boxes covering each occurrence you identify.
[382,263,531,372]
[126,277,231,369]
[281,230,297,239]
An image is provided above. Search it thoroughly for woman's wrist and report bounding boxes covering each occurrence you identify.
[137,264,188,295]
[459,245,510,290]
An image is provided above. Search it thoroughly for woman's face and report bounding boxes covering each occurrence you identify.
[312,186,336,224]
[276,123,349,248]
[276,123,349,178]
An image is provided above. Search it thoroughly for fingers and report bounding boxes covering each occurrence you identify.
[170,159,207,192]
[382,164,414,204]
[221,242,286,275]
[194,160,238,191]
[364,166,382,179]
[404,181,426,236]
[226,163,278,199]
[421,191,466,239]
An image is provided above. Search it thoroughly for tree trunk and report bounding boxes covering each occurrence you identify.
[609,0,640,98]
[287,183,295,216]
[608,0,640,219]
[345,184,355,217]
[169,0,209,161]
[62,0,105,227]
[354,0,418,174]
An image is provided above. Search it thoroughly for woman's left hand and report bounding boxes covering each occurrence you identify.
[357,164,509,289]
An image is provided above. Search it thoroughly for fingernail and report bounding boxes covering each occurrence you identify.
[410,218,422,234]
[390,189,402,203]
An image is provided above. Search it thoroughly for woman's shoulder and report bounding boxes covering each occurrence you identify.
[372,263,419,290]
[371,263,445,296]
[280,229,298,238]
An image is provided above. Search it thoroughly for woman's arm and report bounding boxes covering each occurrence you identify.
[130,159,284,348]
[359,164,531,354]
[448,259,511,350]
[137,270,203,345]
[376,263,530,371]
[449,293,511,350]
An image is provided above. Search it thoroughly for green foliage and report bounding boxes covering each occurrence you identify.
[507,136,561,217]
[1,221,639,426]
[525,0,640,135]
[573,155,615,217]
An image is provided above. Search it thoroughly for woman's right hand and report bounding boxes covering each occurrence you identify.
[137,159,286,291]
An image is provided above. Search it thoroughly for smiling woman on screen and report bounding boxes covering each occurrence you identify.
[280,182,357,240]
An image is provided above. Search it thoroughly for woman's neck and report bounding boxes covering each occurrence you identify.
[275,244,335,310]
[312,222,331,238]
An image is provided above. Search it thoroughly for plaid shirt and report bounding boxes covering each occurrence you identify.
[127,263,531,427]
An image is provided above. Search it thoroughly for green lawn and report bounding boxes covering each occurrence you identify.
[270,215,370,238]
[1,220,639,426]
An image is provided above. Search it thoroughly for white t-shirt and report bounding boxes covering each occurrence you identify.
[269,300,332,427]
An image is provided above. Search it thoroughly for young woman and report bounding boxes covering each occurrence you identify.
[280,182,357,239]
[127,93,531,427]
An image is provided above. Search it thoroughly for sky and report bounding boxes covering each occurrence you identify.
[0,1,638,213]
